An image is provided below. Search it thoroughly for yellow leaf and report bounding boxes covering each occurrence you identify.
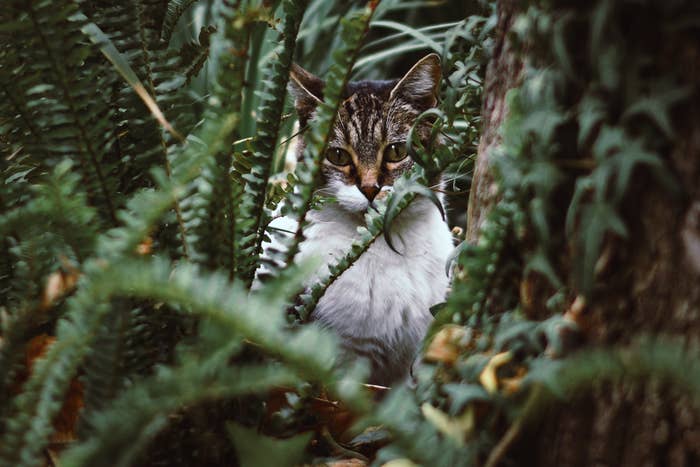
[421,403,475,446]
[479,352,512,394]
[382,459,420,467]
[423,325,470,364]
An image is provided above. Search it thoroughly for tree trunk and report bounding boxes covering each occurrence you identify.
[469,1,700,465]
[466,0,522,242]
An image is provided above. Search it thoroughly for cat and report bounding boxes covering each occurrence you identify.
[265,54,454,386]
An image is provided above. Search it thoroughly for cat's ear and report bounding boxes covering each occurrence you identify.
[389,53,441,109]
[289,63,324,123]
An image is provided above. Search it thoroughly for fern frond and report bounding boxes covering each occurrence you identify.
[431,196,520,334]
[177,25,216,85]
[123,304,191,377]
[233,0,309,286]
[85,256,374,409]
[179,2,254,273]
[1,252,373,460]
[278,3,378,272]
[82,1,207,259]
[78,299,133,438]
[0,300,106,467]
[63,362,298,467]
[0,161,98,313]
[75,117,244,441]
[161,0,201,45]
[82,2,173,193]
[96,184,175,260]
[0,307,33,421]
[0,161,98,264]
[83,257,338,378]
[525,339,700,406]
[0,1,118,224]
[184,152,238,272]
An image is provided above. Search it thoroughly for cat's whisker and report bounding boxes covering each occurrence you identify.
[427,169,473,190]
[428,177,460,189]
[431,188,470,196]
[279,124,309,146]
[314,187,334,196]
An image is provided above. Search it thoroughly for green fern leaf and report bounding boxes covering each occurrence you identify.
[1,0,119,224]
[234,0,309,287]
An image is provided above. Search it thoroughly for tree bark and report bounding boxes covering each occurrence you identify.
[469,1,700,466]
[465,0,522,242]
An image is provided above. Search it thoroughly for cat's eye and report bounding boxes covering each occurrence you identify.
[325,147,352,166]
[383,142,408,163]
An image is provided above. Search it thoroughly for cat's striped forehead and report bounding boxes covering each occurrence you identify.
[330,86,419,162]
[335,93,385,162]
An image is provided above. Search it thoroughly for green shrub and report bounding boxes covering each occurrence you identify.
[0,1,482,465]
[2,0,697,466]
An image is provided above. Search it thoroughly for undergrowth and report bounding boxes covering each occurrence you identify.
[1,0,698,466]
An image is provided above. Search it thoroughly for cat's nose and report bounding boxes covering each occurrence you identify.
[359,183,381,202]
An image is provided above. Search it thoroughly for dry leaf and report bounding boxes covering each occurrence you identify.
[563,295,586,324]
[421,403,475,446]
[22,335,83,446]
[40,262,80,311]
[42,273,65,309]
[424,325,471,364]
[499,366,527,396]
[479,352,512,394]
[381,460,419,467]
[136,236,153,255]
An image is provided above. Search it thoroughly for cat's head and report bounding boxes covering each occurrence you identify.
[288,54,441,212]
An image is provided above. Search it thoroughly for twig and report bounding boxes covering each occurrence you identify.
[483,417,523,467]
[484,386,542,467]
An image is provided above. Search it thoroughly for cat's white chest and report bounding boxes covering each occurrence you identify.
[295,198,454,383]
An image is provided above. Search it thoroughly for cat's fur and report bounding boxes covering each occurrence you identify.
[268,54,453,386]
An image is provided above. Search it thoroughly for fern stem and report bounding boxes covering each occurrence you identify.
[240,20,267,138]
[299,232,382,320]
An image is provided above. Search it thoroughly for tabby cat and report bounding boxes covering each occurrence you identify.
[269,54,453,386]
